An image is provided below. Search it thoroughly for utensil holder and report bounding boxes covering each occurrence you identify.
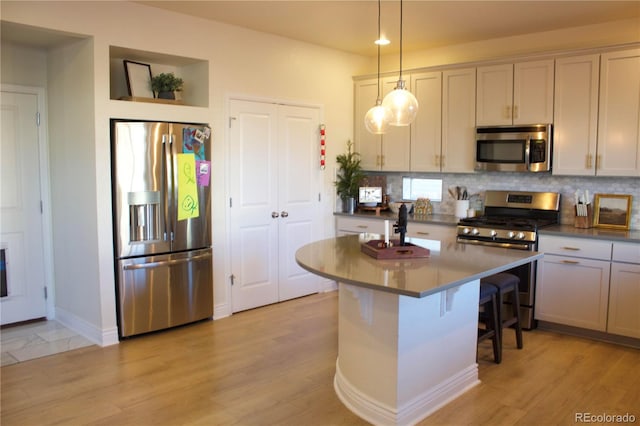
[574,204,593,228]
[455,200,470,219]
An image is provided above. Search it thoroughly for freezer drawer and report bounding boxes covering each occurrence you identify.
[117,248,213,338]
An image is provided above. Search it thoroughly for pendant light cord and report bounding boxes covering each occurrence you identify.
[376,0,382,101]
[399,0,403,81]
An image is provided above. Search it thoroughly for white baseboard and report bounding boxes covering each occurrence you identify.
[54,307,119,347]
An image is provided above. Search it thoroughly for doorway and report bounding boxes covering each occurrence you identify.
[228,99,324,312]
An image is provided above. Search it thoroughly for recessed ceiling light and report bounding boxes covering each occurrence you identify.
[375,37,390,46]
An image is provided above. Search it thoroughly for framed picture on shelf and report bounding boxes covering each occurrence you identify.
[593,194,632,230]
[123,60,153,98]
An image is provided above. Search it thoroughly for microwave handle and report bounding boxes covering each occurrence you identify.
[525,136,531,171]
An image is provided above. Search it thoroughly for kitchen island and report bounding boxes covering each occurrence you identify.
[295,234,543,426]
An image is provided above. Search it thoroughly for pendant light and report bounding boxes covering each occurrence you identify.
[382,0,418,126]
[364,0,392,135]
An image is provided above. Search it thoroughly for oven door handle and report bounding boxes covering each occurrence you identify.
[457,237,532,250]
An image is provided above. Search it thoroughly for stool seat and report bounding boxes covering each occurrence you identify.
[481,272,523,350]
[478,282,501,364]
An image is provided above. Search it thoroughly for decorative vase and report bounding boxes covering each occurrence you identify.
[157,91,175,100]
[344,197,356,214]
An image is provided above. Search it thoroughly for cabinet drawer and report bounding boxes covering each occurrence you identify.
[407,223,455,242]
[335,217,385,235]
[612,242,640,264]
[538,235,612,260]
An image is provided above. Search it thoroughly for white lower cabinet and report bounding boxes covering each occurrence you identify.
[407,222,455,242]
[335,216,384,237]
[536,253,610,331]
[607,243,640,338]
[335,216,455,242]
[536,235,640,339]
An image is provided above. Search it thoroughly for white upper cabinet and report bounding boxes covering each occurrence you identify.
[476,60,554,126]
[411,71,442,172]
[354,76,410,171]
[553,49,640,176]
[552,54,600,175]
[442,68,477,173]
[596,48,640,177]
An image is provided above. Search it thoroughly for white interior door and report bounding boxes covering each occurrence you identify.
[229,99,321,312]
[277,105,322,301]
[229,101,279,312]
[1,89,48,324]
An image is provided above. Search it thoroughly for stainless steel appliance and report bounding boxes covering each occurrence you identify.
[456,190,561,329]
[475,124,552,173]
[111,120,213,338]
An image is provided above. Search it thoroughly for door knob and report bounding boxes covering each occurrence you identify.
[271,212,279,218]
[280,211,289,218]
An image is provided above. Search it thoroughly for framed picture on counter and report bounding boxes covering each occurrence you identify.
[593,194,632,230]
[123,60,153,98]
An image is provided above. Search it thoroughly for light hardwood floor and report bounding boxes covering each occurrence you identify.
[1,291,639,425]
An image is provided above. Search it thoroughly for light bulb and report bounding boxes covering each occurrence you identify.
[382,80,419,126]
[364,100,392,134]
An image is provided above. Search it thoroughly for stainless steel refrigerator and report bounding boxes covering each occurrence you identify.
[111,120,213,338]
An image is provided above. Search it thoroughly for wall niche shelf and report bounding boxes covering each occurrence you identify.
[109,46,209,108]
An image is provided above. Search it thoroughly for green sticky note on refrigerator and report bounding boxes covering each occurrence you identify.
[176,153,199,220]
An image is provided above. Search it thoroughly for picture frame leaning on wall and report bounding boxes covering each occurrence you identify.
[123,60,154,98]
[593,194,633,230]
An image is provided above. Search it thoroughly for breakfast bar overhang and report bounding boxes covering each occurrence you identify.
[296,234,543,426]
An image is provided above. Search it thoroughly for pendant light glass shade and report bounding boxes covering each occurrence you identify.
[381,0,418,127]
[364,99,392,134]
[365,0,391,135]
[382,80,418,126]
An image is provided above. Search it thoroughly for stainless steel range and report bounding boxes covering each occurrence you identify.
[457,190,561,329]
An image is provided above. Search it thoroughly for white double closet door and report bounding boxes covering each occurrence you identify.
[229,99,323,313]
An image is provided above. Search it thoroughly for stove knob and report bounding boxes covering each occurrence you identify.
[517,232,526,239]
[471,228,480,235]
[508,231,516,239]
[489,229,497,237]
[462,227,470,234]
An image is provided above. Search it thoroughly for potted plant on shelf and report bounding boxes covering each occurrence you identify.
[150,72,184,100]
[335,140,364,214]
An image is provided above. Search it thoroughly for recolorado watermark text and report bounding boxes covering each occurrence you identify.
[575,412,636,423]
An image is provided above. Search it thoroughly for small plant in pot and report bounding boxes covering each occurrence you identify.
[335,140,364,214]
[150,72,184,100]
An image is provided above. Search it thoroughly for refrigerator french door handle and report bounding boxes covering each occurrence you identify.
[169,130,179,242]
[164,132,175,242]
[122,251,212,270]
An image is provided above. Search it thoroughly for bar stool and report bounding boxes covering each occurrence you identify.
[481,273,523,349]
[478,282,501,364]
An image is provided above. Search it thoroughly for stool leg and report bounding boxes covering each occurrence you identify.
[490,293,502,364]
[511,287,523,349]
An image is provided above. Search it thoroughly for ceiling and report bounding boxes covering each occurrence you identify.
[2,1,638,55]
[137,0,640,56]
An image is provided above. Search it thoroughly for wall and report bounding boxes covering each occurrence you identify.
[1,1,368,344]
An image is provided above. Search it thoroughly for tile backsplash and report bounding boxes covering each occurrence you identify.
[378,172,640,230]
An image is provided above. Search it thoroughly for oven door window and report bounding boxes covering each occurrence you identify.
[477,139,526,163]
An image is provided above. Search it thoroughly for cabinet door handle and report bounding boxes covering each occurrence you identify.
[434,155,440,167]
[586,154,593,169]
[596,154,601,170]
[271,211,279,218]
[561,246,581,251]
[416,231,430,236]
[440,155,445,167]
[513,105,518,119]
[381,155,385,167]
[561,260,580,265]
[280,211,289,218]
[357,225,368,229]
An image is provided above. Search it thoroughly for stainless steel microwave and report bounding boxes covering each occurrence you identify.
[475,124,552,172]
